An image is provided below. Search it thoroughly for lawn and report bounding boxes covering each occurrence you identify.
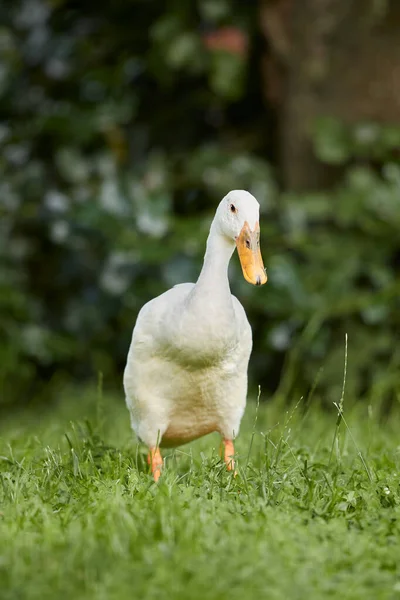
[1,387,399,600]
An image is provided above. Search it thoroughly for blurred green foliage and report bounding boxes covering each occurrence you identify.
[0,0,399,408]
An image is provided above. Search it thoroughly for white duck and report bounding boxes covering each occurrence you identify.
[124,190,267,480]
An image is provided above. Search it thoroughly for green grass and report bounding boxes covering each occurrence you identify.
[1,388,400,600]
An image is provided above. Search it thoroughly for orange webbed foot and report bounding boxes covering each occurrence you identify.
[222,439,237,476]
[147,447,163,482]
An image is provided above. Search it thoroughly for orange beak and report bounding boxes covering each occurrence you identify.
[235,221,267,286]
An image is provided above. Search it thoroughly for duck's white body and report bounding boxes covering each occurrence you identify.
[124,190,266,476]
[124,281,251,448]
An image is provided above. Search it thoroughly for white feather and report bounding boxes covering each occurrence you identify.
[123,190,260,448]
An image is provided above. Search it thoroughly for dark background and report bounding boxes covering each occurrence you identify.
[1,0,399,412]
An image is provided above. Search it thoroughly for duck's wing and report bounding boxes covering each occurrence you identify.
[231,294,253,360]
[128,283,195,350]
[172,282,195,292]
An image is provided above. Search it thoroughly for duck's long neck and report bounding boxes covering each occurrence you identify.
[192,220,235,303]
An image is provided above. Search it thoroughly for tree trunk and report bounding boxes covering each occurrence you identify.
[260,0,400,191]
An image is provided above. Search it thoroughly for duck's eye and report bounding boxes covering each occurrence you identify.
[230,204,237,213]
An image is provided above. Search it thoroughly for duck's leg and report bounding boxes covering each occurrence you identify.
[222,439,236,472]
[147,447,163,481]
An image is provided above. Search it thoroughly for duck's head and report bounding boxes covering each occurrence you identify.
[217,190,267,286]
